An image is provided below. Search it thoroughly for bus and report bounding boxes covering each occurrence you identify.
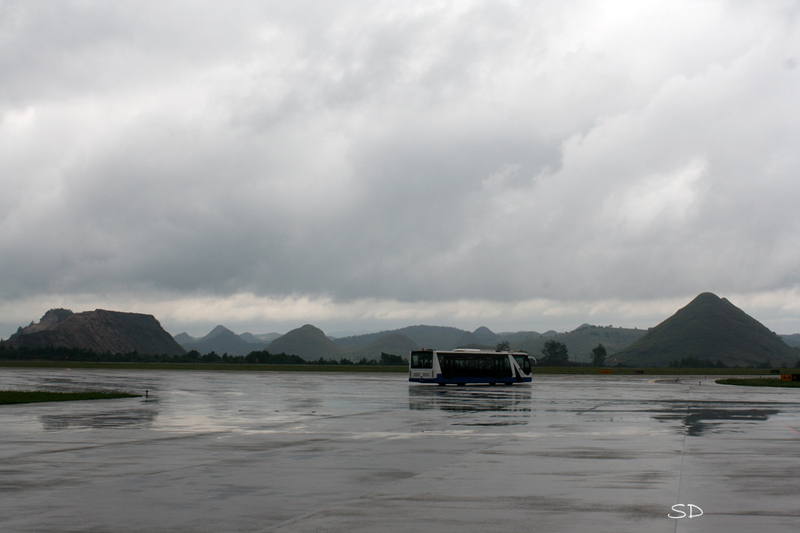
[409,348,533,385]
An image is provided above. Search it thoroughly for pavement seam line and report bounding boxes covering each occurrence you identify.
[674,402,690,533]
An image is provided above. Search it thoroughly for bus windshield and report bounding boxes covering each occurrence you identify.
[410,351,433,369]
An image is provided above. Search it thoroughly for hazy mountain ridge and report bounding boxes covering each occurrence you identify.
[240,332,282,344]
[173,293,799,366]
[173,332,196,345]
[176,329,282,355]
[346,333,421,361]
[9,293,797,366]
[781,334,800,348]
[332,325,477,351]
[178,325,261,356]
[176,322,643,362]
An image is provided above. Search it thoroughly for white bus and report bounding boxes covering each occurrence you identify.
[409,348,533,385]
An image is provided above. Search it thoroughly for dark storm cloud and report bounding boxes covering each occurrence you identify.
[2,0,800,335]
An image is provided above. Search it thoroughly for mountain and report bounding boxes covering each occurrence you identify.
[3,309,184,356]
[496,330,541,344]
[348,332,420,361]
[455,330,482,347]
[173,332,197,345]
[180,325,260,356]
[333,325,485,351]
[267,324,344,360]
[468,326,544,347]
[238,332,260,344]
[614,292,797,367]
[174,329,283,355]
[397,325,479,349]
[242,332,282,344]
[781,334,800,348]
[515,325,647,363]
[333,330,393,350]
[471,326,499,345]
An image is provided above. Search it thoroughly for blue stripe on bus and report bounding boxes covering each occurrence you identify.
[409,375,531,384]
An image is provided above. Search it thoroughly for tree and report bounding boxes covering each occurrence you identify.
[591,343,607,367]
[541,340,569,366]
[380,352,407,365]
[496,340,511,352]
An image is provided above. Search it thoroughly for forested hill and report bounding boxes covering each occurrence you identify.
[267,324,344,360]
[513,325,647,364]
[614,292,797,367]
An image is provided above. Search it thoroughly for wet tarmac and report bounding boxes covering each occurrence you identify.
[1,369,799,532]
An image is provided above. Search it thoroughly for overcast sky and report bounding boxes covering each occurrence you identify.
[2,0,800,338]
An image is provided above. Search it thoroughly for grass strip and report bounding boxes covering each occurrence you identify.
[716,378,800,388]
[0,390,139,405]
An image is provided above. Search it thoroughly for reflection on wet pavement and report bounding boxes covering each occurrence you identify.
[40,408,158,430]
[1,370,799,533]
[654,405,780,436]
[408,384,532,425]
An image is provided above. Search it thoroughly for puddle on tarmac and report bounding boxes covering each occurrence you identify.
[40,408,158,430]
[654,407,780,436]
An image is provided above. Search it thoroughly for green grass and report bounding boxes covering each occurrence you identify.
[0,390,140,405]
[715,378,800,388]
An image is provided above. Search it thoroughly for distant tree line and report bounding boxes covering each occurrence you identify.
[0,345,409,366]
[4,342,793,369]
[0,344,182,363]
[306,353,408,366]
[538,340,608,367]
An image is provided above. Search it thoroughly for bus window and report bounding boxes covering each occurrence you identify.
[514,355,531,374]
[410,351,433,369]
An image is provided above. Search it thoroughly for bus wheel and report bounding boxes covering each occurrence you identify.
[457,382,465,386]
[438,383,446,386]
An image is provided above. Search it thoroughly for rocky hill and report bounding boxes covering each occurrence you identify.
[614,293,797,367]
[267,324,344,360]
[3,309,185,356]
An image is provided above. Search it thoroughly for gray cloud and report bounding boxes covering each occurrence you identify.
[2,1,800,336]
